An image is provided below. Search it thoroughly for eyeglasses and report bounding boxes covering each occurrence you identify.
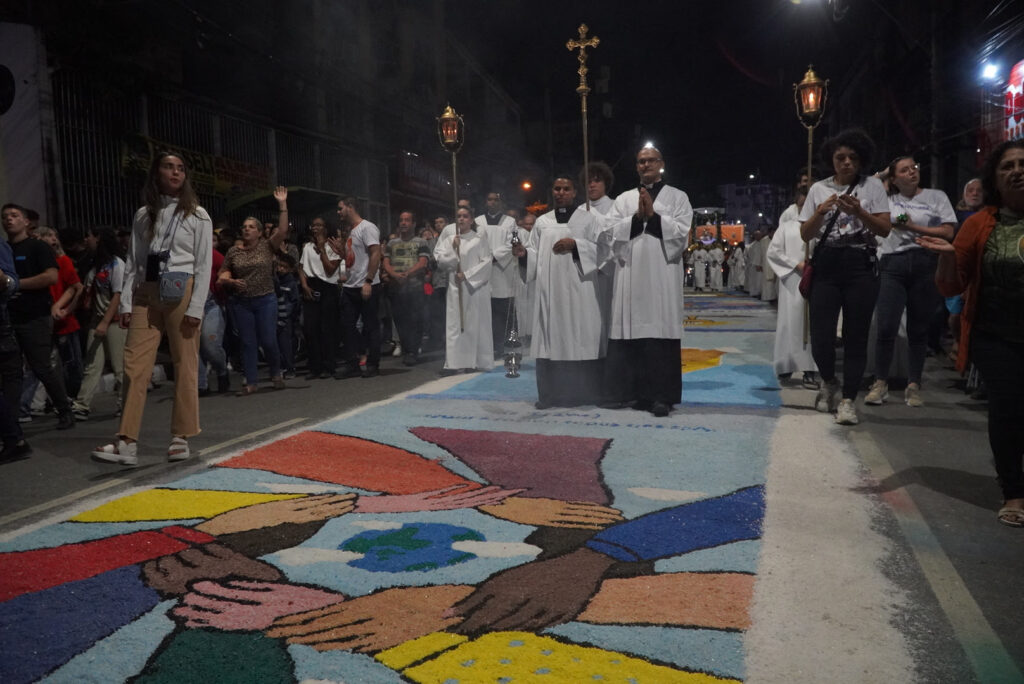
[637,158,662,166]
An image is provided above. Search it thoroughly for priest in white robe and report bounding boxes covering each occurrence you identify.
[599,145,691,417]
[745,230,764,297]
[727,245,746,289]
[435,207,493,372]
[477,192,516,358]
[515,175,610,408]
[760,231,778,302]
[708,243,725,291]
[766,189,818,385]
[692,245,708,291]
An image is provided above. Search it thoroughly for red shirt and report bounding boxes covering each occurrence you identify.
[50,254,81,335]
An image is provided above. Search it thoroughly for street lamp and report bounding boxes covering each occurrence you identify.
[793,65,829,184]
[437,104,465,220]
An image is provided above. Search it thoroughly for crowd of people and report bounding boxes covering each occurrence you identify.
[4,137,1021,529]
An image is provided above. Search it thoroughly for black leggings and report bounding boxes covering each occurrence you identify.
[808,247,879,400]
[970,330,1024,501]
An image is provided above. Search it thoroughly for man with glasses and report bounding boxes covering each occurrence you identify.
[600,146,692,417]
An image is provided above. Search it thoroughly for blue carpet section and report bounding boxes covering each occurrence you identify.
[683,364,781,407]
[0,565,160,684]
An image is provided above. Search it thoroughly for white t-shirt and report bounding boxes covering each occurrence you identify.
[300,241,344,284]
[85,256,125,316]
[798,175,889,251]
[879,188,958,255]
[343,219,380,288]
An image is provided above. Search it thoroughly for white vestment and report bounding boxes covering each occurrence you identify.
[760,235,778,301]
[727,248,746,288]
[708,247,725,290]
[476,214,516,298]
[692,248,708,289]
[523,206,610,361]
[745,238,764,296]
[603,185,692,339]
[767,206,817,375]
[434,229,493,370]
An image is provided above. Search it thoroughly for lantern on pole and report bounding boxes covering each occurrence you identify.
[793,65,828,349]
[437,104,466,332]
[793,65,829,183]
[437,104,465,218]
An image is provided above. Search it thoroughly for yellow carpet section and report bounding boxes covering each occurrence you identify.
[684,315,727,327]
[70,489,305,523]
[681,348,726,373]
[378,631,740,683]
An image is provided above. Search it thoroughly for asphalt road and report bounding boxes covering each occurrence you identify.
[0,346,453,530]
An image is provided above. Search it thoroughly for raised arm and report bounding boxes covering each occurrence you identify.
[268,186,290,252]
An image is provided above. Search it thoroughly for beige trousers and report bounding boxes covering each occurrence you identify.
[118,280,200,440]
[73,316,128,413]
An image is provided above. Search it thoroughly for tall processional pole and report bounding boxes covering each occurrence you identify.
[567,24,600,211]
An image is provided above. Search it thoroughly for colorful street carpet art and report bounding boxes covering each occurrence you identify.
[1,293,781,683]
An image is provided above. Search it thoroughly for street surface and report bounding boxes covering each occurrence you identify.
[0,291,1021,683]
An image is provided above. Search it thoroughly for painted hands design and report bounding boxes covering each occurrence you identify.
[173,580,346,631]
[266,585,474,653]
[354,484,522,514]
[449,547,616,635]
[194,494,357,536]
[477,496,624,529]
[141,542,284,597]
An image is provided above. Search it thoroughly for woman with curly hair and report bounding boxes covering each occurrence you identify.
[799,129,891,425]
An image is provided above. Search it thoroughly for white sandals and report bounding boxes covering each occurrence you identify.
[92,439,138,466]
[168,437,191,462]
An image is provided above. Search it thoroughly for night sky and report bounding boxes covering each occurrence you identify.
[445,0,1007,203]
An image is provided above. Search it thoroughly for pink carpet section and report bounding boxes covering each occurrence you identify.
[409,427,612,504]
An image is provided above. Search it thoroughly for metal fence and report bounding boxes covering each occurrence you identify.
[51,70,388,234]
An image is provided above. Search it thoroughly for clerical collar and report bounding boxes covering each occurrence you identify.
[555,206,572,223]
[641,180,665,201]
[485,212,503,225]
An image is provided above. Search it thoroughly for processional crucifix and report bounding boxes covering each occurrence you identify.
[566,24,599,210]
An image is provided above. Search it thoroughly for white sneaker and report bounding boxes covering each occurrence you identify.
[814,380,840,413]
[905,383,924,407]
[835,399,859,425]
[392,343,402,357]
[92,439,138,466]
[864,379,888,405]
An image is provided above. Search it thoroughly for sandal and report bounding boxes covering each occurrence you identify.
[92,438,138,466]
[168,436,190,462]
[236,385,258,397]
[997,505,1024,528]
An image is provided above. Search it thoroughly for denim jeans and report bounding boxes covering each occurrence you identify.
[198,295,228,391]
[808,247,879,400]
[874,248,940,385]
[229,293,280,386]
[340,284,380,370]
[13,316,69,414]
[0,348,23,444]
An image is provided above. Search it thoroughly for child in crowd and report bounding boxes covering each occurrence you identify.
[275,253,301,378]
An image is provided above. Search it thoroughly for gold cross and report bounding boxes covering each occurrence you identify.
[566,24,599,96]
